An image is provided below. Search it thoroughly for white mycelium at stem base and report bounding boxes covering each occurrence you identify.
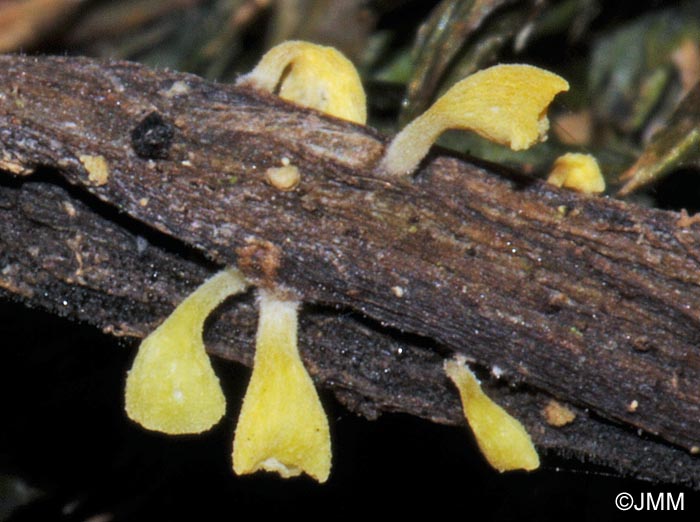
[381,64,569,176]
[233,289,331,483]
[125,267,248,434]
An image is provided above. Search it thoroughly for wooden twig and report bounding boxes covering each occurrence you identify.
[1,55,699,487]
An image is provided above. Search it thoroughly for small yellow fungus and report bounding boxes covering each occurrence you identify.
[125,267,248,434]
[547,152,605,194]
[391,285,405,298]
[265,164,301,191]
[79,154,109,186]
[237,40,367,124]
[381,64,569,176]
[233,290,331,482]
[444,356,540,472]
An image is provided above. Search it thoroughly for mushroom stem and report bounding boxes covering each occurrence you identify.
[125,267,248,434]
[233,289,331,483]
[379,112,445,177]
[381,64,569,176]
[444,356,540,472]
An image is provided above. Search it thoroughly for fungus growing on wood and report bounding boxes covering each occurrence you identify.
[547,152,605,194]
[381,64,569,176]
[237,40,367,124]
[444,356,540,472]
[125,47,557,482]
[125,268,248,434]
[233,289,331,483]
[265,157,301,191]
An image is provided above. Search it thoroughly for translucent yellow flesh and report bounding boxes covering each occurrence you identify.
[233,291,331,482]
[125,268,248,434]
[382,64,569,175]
[444,357,540,472]
[547,152,605,194]
[239,40,366,124]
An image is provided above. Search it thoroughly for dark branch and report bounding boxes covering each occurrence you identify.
[1,55,699,487]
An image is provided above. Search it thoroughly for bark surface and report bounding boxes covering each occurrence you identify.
[1,55,699,487]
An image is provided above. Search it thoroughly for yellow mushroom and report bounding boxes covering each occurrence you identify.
[125,267,248,434]
[444,356,540,472]
[547,152,605,194]
[381,64,569,176]
[233,289,331,483]
[237,40,367,124]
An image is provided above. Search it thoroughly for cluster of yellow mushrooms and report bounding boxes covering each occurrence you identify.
[124,41,605,483]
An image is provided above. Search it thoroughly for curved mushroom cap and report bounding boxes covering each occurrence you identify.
[233,291,331,483]
[433,64,569,150]
[382,64,569,176]
[125,268,247,434]
[444,357,540,472]
[238,40,366,124]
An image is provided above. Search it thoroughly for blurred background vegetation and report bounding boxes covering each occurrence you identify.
[3,0,700,203]
[2,1,700,520]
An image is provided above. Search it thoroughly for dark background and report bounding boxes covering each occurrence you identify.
[1,299,698,521]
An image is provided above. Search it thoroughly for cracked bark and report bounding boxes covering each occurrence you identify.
[1,55,699,487]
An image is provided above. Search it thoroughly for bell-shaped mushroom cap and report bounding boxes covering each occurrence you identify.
[547,152,605,194]
[382,64,569,176]
[238,40,366,124]
[125,268,247,434]
[233,290,331,482]
[444,356,540,472]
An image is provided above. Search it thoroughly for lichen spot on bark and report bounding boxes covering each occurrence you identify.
[79,154,110,186]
